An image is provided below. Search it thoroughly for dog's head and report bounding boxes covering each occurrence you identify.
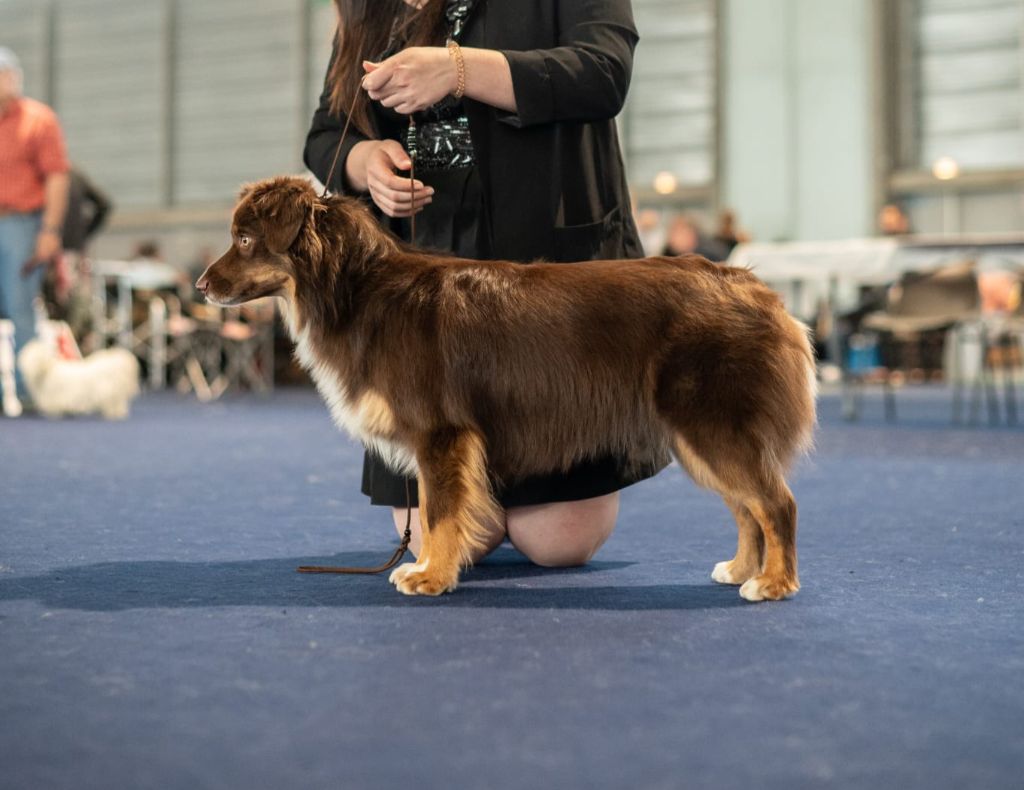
[196,176,320,307]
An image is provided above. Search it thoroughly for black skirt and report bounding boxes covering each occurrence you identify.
[361,166,668,508]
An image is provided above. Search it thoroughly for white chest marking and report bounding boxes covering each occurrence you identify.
[293,326,418,476]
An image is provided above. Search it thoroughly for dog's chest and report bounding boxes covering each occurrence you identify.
[293,328,417,475]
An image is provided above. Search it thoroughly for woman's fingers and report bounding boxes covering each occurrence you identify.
[364,140,432,217]
[370,86,428,114]
[361,60,392,92]
[370,188,433,216]
[367,170,433,203]
[370,188,432,218]
[367,180,433,217]
[369,183,433,212]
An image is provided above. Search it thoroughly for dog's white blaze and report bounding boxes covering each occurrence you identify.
[293,327,418,475]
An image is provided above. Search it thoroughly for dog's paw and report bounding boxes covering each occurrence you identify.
[388,561,422,587]
[388,561,457,596]
[711,560,757,585]
[738,575,799,602]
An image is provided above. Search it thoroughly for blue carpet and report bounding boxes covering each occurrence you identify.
[1,387,1022,790]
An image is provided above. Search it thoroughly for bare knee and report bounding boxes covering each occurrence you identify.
[506,493,619,568]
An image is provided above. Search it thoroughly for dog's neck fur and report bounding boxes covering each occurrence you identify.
[276,199,420,475]
[286,196,402,336]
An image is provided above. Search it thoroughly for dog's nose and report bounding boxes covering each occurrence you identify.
[195,275,208,294]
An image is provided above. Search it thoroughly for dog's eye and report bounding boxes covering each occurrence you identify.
[238,235,252,249]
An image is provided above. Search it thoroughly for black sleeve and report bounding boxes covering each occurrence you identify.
[81,173,112,240]
[303,42,371,194]
[497,0,638,128]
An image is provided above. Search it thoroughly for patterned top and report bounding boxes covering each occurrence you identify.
[387,0,478,171]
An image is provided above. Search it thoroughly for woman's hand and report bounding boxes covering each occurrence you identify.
[348,139,434,218]
[361,47,457,116]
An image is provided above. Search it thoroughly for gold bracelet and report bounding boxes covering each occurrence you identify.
[447,39,466,100]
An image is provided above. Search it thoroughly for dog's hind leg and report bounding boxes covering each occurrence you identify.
[710,500,765,586]
[736,481,799,601]
[671,432,799,601]
[389,427,501,596]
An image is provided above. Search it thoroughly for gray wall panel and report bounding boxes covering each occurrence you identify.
[173,0,304,205]
[54,0,167,208]
[626,0,716,190]
[0,0,51,102]
[913,0,1023,171]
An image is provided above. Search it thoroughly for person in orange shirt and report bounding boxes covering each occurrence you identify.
[0,47,70,401]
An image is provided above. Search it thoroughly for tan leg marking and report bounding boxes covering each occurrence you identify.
[711,500,765,585]
[390,430,501,596]
[738,489,800,601]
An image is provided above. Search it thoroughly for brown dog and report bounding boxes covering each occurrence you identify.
[197,176,816,600]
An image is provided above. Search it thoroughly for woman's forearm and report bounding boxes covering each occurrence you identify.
[459,48,516,113]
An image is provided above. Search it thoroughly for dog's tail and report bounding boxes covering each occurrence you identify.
[790,313,815,456]
[736,311,816,481]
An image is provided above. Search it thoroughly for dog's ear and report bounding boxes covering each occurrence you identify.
[252,179,316,254]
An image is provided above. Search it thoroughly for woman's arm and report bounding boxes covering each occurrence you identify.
[304,46,433,217]
[361,46,515,115]
[499,0,638,128]
[462,48,516,113]
[360,0,637,127]
[303,55,372,195]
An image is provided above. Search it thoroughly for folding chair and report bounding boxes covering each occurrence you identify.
[850,260,981,421]
[214,300,275,395]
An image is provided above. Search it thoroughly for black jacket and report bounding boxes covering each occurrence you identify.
[62,167,112,253]
[304,0,643,264]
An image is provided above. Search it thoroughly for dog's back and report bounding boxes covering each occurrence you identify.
[354,251,815,483]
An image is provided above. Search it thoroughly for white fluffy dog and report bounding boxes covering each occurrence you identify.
[17,339,140,419]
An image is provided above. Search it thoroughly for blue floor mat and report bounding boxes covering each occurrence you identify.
[2,387,1022,790]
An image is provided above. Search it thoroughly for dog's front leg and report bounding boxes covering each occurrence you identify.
[389,428,500,596]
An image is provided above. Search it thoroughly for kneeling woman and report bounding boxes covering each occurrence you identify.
[304,0,666,566]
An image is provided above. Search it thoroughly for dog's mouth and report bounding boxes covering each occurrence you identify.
[200,291,239,307]
[195,273,234,306]
[196,263,290,307]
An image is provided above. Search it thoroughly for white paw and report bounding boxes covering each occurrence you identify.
[738,576,799,602]
[388,560,427,587]
[711,561,737,584]
[739,578,765,601]
[394,574,456,597]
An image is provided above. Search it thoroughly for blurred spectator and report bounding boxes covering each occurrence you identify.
[63,166,112,256]
[132,240,162,261]
[124,239,180,298]
[0,46,70,401]
[878,202,911,236]
[979,270,1022,315]
[44,165,112,339]
[661,214,730,262]
[712,208,750,256]
[634,208,664,257]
